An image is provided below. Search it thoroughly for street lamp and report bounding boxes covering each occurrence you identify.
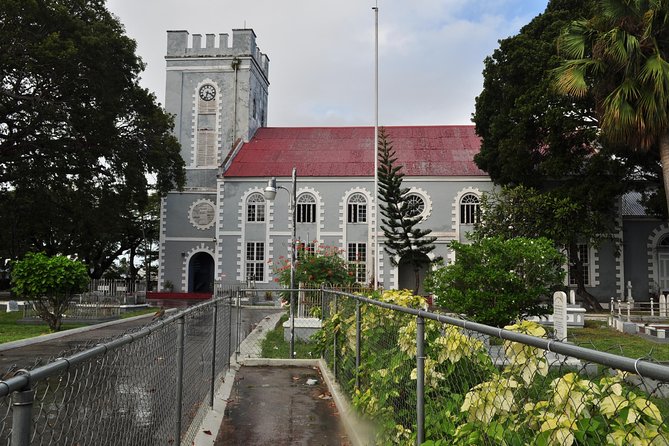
[265,167,297,358]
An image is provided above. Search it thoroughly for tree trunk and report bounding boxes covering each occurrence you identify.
[413,267,421,295]
[659,132,669,216]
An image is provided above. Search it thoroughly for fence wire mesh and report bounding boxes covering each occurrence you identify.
[317,289,669,446]
[0,293,236,446]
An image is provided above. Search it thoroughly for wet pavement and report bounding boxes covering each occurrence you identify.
[0,313,158,372]
[214,366,350,446]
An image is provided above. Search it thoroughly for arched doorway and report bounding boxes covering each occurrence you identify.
[188,252,214,293]
[397,254,430,295]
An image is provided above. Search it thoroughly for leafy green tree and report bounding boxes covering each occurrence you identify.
[0,0,185,272]
[425,237,565,327]
[474,0,598,187]
[11,252,89,331]
[554,0,669,215]
[473,0,641,307]
[377,127,440,293]
[474,186,610,310]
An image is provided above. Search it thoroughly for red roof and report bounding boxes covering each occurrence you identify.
[224,125,485,177]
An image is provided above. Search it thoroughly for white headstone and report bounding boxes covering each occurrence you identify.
[661,294,667,318]
[569,290,576,306]
[553,291,568,341]
[6,300,18,312]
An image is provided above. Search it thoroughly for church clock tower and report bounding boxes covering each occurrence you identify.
[158,29,269,292]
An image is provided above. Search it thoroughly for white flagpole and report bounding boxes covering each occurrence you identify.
[373,2,380,290]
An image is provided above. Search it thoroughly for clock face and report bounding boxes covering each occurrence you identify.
[199,84,216,101]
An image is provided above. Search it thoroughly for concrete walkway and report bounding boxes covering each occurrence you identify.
[213,365,349,446]
[193,312,368,446]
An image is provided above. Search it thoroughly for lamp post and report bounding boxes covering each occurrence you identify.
[265,167,297,358]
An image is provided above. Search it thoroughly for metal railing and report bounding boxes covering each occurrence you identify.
[80,279,148,305]
[0,292,236,446]
[319,289,669,445]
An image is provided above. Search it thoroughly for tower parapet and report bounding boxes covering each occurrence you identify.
[166,29,269,77]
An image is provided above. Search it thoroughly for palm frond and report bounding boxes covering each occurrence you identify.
[553,61,591,97]
[639,53,669,94]
[557,20,591,59]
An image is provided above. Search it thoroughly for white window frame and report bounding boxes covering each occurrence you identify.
[296,193,316,223]
[347,193,367,223]
[460,193,480,224]
[246,193,266,223]
[348,242,367,284]
[245,242,265,282]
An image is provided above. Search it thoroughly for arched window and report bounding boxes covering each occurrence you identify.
[246,193,265,222]
[460,193,480,224]
[406,194,425,218]
[296,193,316,223]
[347,193,367,223]
[196,83,218,167]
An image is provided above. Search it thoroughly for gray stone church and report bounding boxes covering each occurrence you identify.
[158,29,669,303]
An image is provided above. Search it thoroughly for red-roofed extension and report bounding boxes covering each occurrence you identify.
[224,126,485,177]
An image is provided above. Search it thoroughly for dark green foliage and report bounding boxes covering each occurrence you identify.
[0,0,185,274]
[471,0,646,308]
[377,128,440,293]
[473,0,598,186]
[11,252,89,331]
[425,237,565,327]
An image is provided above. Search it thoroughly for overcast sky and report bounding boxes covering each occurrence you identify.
[106,0,549,127]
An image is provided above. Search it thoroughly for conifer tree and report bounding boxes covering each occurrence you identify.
[377,128,439,293]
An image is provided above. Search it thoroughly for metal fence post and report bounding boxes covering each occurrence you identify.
[11,388,34,446]
[227,294,233,369]
[416,315,425,446]
[236,289,242,362]
[333,295,338,380]
[355,299,361,390]
[175,315,185,444]
[210,301,218,408]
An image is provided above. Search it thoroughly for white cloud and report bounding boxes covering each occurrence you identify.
[107,0,548,126]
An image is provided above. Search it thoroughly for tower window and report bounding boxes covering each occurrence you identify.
[195,84,218,167]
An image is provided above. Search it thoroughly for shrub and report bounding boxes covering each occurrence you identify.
[270,243,355,287]
[425,236,565,327]
[11,252,89,331]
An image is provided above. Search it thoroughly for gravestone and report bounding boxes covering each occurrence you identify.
[6,300,18,312]
[569,290,576,306]
[553,291,568,341]
[661,294,667,318]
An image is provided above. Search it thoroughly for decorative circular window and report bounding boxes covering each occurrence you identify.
[189,199,216,230]
[405,194,425,218]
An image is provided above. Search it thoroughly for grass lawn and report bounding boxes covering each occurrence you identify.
[0,312,88,344]
[260,314,317,359]
[569,320,669,361]
[0,307,156,344]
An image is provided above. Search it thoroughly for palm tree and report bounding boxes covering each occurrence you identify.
[554,0,669,213]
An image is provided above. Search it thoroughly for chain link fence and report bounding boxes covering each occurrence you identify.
[317,289,669,445]
[3,284,669,445]
[0,290,236,446]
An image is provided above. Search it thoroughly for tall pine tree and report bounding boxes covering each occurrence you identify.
[377,128,439,294]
